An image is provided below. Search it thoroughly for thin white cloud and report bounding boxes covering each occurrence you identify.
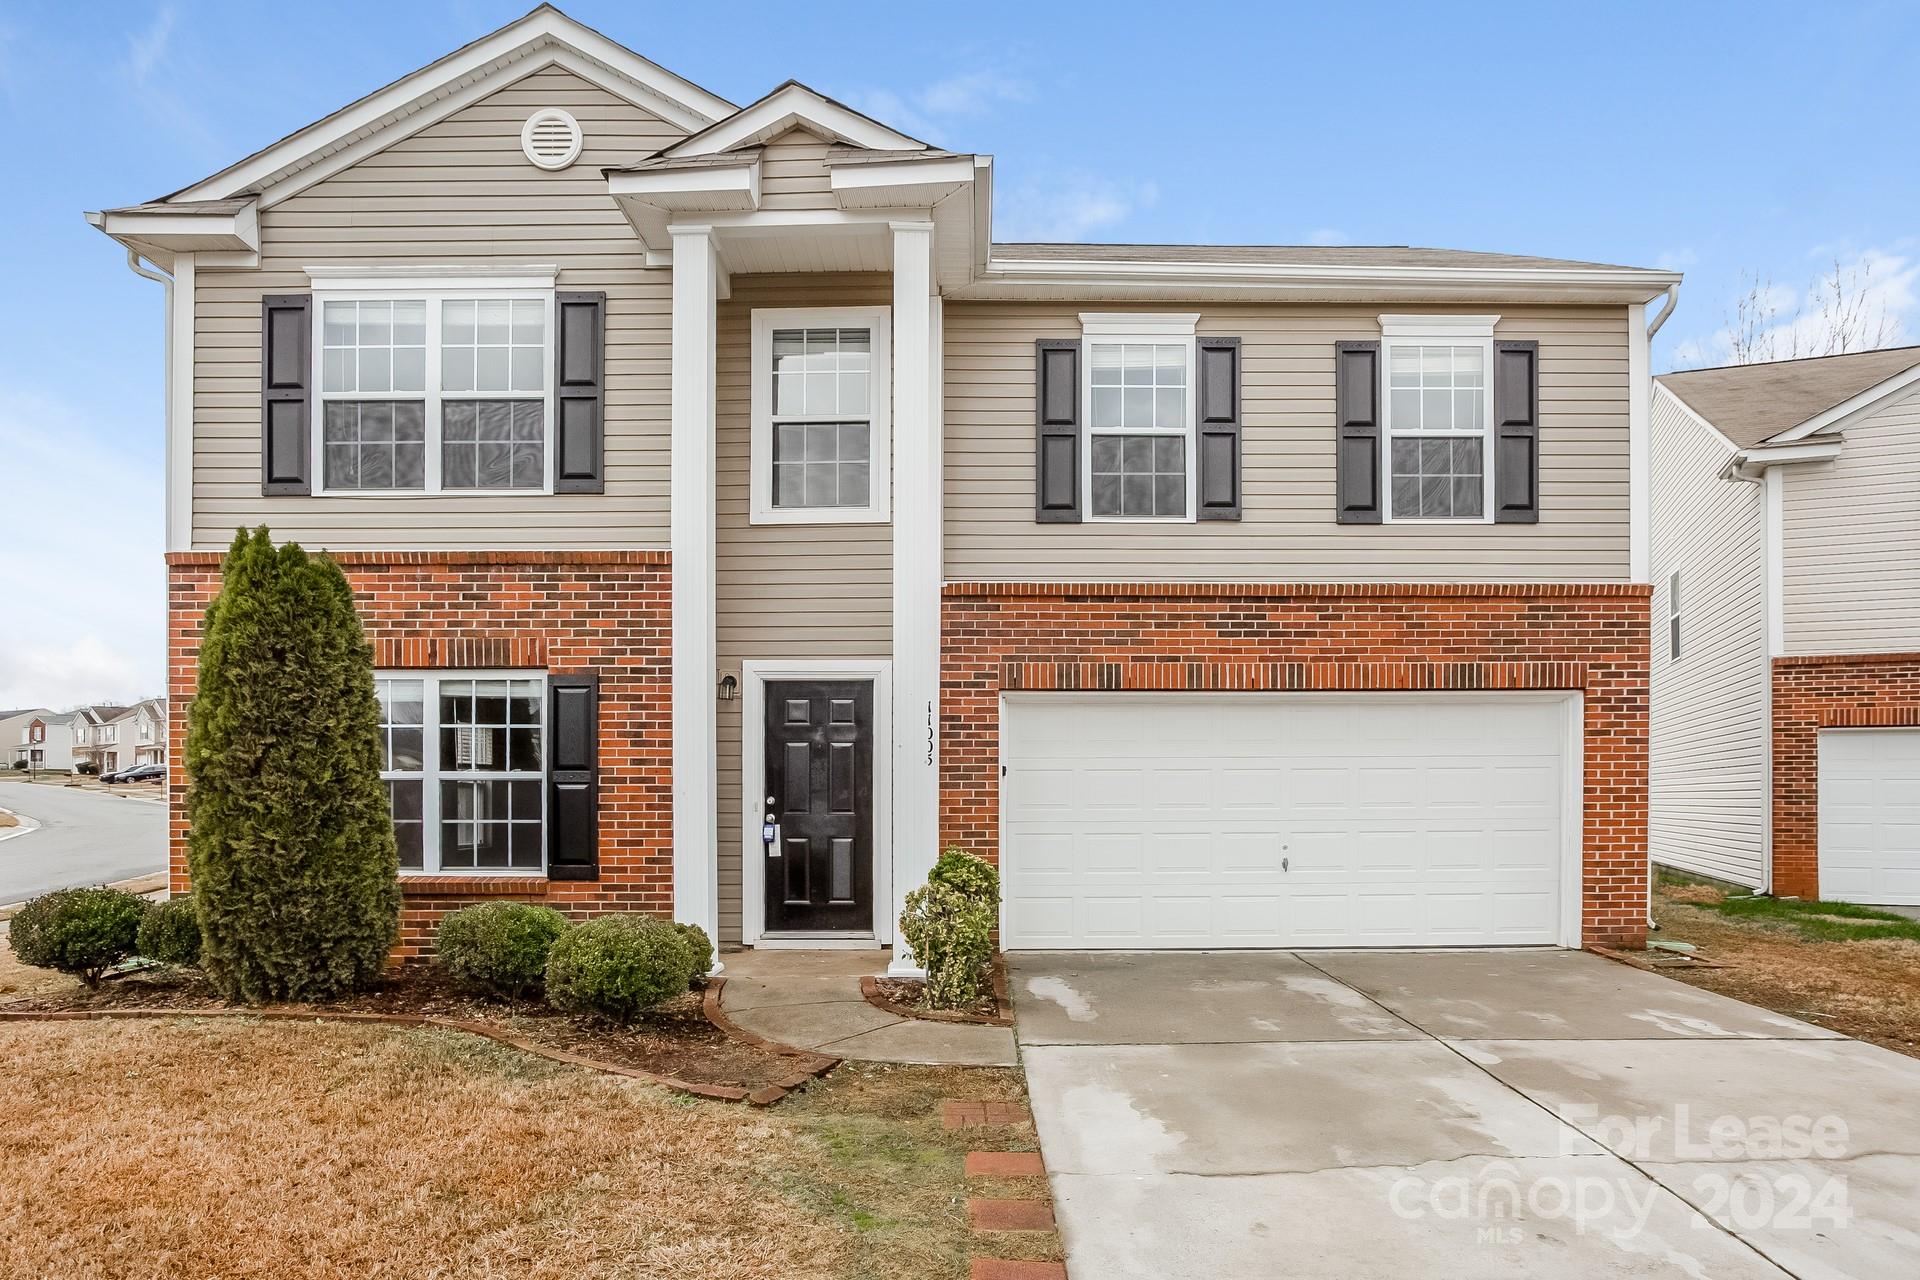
[1305,228,1349,247]
[1656,248,1697,273]
[127,3,176,83]
[839,67,1032,145]
[0,391,164,710]
[997,171,1160,242]
[1667,244,1918,369]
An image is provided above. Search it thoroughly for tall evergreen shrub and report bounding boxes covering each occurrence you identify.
[186,528,400,1002]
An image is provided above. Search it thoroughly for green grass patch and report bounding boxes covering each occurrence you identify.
[1705,895,1920,943]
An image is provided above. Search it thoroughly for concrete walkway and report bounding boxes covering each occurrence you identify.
[1014,948,1920,1280]
[719,949,1017,1066]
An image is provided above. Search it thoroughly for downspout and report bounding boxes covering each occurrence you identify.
[1641,283,1679,937]
[120,250,177,549]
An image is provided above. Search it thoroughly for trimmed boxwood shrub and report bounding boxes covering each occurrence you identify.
[544,915,696,1023]
[186,528,401,1004]
[672,921,714,979]
[137,895,204,967]
[436,902,572,1000]
[9,887,148,986]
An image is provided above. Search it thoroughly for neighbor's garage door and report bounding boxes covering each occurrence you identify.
[1000,694,1575,949]
[1819,728,1920,905]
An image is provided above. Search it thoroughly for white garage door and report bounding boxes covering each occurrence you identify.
[1001,694,1576,949]
[1819,728,1920,905]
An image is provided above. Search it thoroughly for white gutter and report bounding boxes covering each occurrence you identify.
[1718,438,1844,482]
[117,249,191,551]
[976,256,1684,299]
[1646,283,1680,337]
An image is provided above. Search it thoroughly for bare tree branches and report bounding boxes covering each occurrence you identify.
[1725,259,1903,365]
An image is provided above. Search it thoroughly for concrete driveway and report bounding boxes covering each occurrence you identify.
[1011,949,1920,1279]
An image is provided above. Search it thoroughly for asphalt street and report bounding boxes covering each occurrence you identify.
[0,783,166,904]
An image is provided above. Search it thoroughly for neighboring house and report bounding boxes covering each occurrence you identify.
[2,708,52,768]
[104,699,169,768]
[70,704,134,773]
[91,5,1679,964]
[9,709,78,772]
[1652,346,1920,905]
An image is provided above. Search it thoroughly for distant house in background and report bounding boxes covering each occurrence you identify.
[1650,345,1920,906]
[7,709,75,771]
[111,699,169,767]
[70,705,133,773]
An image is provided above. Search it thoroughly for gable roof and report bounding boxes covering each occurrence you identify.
[158,5,733,207]
[1658,346,1920,447]
[655,80,930,159]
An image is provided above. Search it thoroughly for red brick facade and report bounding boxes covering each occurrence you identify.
[1771,652,1920,899]
[165,550,673,960]
[940,581,1652,947]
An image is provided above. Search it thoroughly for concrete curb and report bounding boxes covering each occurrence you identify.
[0,872,168,923]
[0,806,38,845]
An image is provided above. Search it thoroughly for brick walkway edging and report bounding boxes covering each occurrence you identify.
[0,976,838,1108]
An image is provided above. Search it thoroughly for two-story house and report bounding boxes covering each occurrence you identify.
[3,708,56,769]
[1652,346,1920,905]
[69,704,133,774]
[92,5,1677,965]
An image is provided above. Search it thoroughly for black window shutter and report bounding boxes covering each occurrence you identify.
[546,674,599,881]
[1493,339,1540,524]
[1334,340,1382,523]
[1195,337,1243,521]
[261,294,312,496]
[554,292,606,494]
[1035,338,1081,522]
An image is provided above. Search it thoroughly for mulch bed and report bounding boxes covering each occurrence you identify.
[863,958,1011,1026]
[0,966,832,1097]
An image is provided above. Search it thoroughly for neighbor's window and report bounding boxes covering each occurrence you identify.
[1668,570,1682,661]
[318,293,551,494]
[375,672,545,874]
[1081,316,1196,521]
[750,307,891,523]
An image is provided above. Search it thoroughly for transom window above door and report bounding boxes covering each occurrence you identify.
[311,280,554,495]
[1080,314,1198,521]
[750,306,891,524]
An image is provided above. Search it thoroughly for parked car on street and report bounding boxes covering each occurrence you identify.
[102,762,166,785]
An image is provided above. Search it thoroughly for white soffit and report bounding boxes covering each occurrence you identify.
[164,6,734,207]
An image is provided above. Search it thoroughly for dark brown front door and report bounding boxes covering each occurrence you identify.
[763,679,874,932]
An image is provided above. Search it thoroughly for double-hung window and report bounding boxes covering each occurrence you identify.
[376,672,546,874]
[1381,316,1498,522]
[313,276,555,494]
[1081,314,1198,521]
[749,306,891,523]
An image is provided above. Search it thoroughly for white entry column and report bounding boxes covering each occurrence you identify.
[670,225,721,951]
[889,220,941,976]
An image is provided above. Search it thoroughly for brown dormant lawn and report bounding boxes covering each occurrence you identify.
[0,949,1043,1279]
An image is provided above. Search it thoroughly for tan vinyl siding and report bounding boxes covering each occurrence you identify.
[1648,385,1768,886]
[756,128,837,209]
[715,273,894,941]
[1780,385,1920,654]
[189,66,681,550]
[942,302,1632,581]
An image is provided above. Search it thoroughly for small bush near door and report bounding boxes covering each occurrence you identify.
[900,848,997,1009]
[436,902,572,1000]
[544,916,698,1023]
[9,887,148,987]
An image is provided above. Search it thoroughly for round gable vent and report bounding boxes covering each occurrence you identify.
[521,108,583,171]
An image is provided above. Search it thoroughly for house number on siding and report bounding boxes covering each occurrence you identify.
[926,701,935,766]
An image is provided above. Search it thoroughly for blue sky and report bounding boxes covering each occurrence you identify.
[3,0,1917,707]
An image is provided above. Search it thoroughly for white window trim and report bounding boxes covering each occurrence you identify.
[1078,312,1200,524]
[1668,569,1683,661]
[378,669,548,878]
[309,277,558,497]
[1378,314,1500,525]
[749,305,892,525]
